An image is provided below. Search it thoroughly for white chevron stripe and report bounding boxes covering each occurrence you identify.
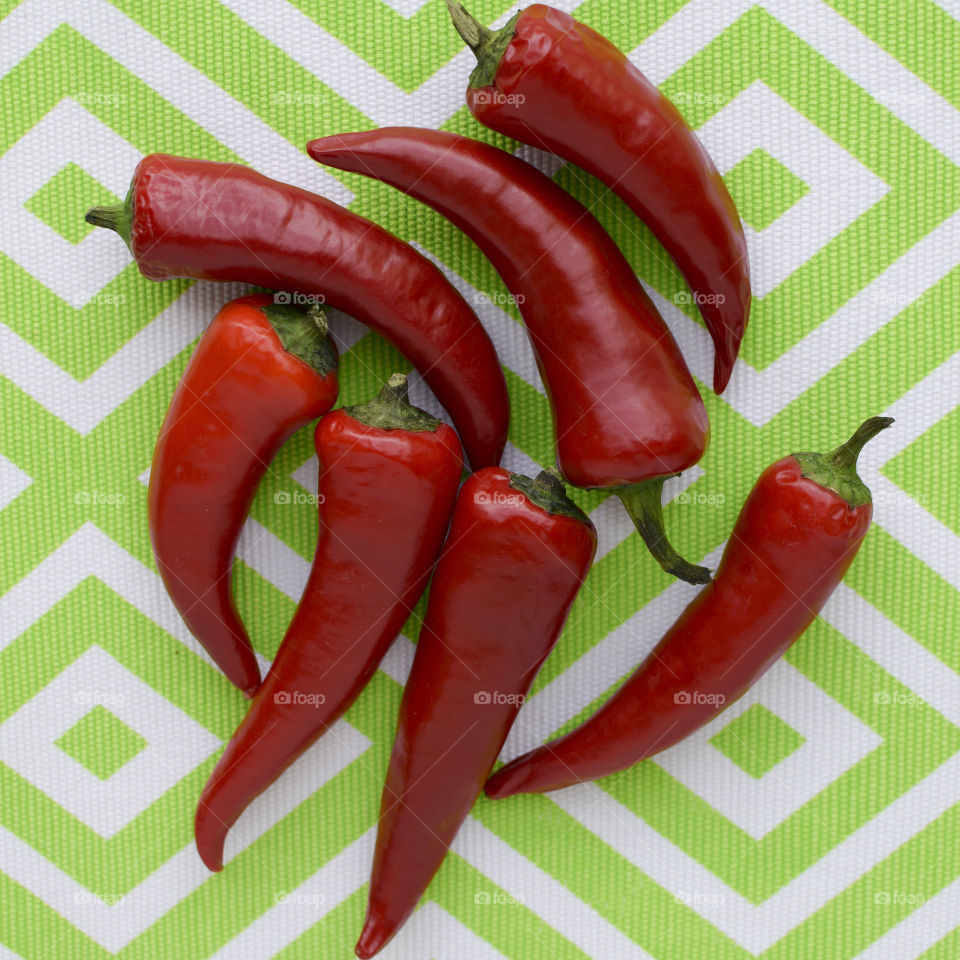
[0,0,350,204]
[236,518,312,604]
[867,351,960,591]
[711,210,960,426]
[212,823,510,960]
[653,660,882,840]
[209,830,371,960]
[637,0,960,168]
[765,0,960,167]
[853,873,960,959]
[0,284,373,438]
[223,0,464,130]
[0,646,221,838]
[0,100,144,304]
[630,0,754,85]
[455,817,654,959]
[499,442,543,478]
[696,82,890,299]
[377,633,416,688]
[825,584,960,727]
[0,718,367,951]
[0,523,194,656]
[502,544,726,761]
[554,749,960,954]
[380,0,431,17]
[0,282,229,435]
[871,475,960,593]
[932,0,960,20]
[881,354,960,451]
[376,902,511,960]
[221,0,584,131]
[0,454,32,511]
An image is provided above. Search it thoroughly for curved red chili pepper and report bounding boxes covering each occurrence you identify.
[149,294,338,697]
[356,466,596,958]
[194,374,462,872]
[307,128,711,584]
[84,155,508,470]
[445,1,751,394]
[485,417,893,798]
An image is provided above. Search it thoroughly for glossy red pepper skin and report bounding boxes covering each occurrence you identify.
[449,2,750,394]
[194,378,462,872]
[85,155,508,470]
[309,129,706,488]
[149,294,338,697]
[308,128,710,583]
[485,419,892,798]
[356,467,596,959]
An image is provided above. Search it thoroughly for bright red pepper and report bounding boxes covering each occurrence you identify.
[308,128,710,584]
[446,1,751,394]
[149,294,338,697]
[194,374,462,872]
[356,466,596,958]
[485,418,892,798]
[85,155,508,470]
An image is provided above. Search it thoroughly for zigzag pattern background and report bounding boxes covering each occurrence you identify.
[1,0,958,957]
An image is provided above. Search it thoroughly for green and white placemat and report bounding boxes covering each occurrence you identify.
[1,0,958,957]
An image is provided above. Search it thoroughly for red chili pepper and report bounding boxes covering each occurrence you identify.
[356,466,596,958]
[445,1,751,394]
[149,294,338,697]
[308,128,711,584]
[485,417,893,798]
[194,374,462,872]
[84,155,508,470]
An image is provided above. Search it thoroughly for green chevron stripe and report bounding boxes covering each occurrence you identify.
[824,0,960,109]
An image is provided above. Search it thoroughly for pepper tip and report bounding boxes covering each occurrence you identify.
[355,918,395,959]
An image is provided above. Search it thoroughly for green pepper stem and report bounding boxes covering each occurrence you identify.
[829,417,894,472]
[85,205,122,231]
[444,0,491,54]
[444,0,520,89]
[85,194,133,248]
[617,477,712,585]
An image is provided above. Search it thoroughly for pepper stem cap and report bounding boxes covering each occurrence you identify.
[617,477,712,584]
[794,416,894,508]
[508,467,591,523]
[260,302,337,377]
[344,373,442,432]
[85,183,134,248]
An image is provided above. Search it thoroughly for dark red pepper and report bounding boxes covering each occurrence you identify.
[356,466,597,958]
[485,418,893,798]
[308,128,710,584]
[85,155,508,470]
[446,1,751,394]
[194,374,462,871]
[149,294,338,697]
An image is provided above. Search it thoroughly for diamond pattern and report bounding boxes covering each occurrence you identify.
[54,704,147,780]
[23,162,119,246]
[1,0,958,957]
[723,147,810,232]
[709,703,806,779]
